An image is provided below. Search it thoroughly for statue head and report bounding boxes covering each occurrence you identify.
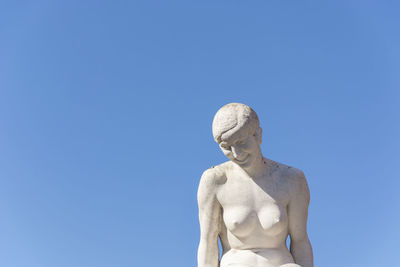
[212,103,263,168]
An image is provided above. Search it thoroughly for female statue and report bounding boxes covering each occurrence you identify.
[197,103,313,267]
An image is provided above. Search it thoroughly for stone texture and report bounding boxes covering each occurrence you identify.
[198,103,313,267]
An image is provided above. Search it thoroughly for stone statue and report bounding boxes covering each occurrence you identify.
[197,103,313,267]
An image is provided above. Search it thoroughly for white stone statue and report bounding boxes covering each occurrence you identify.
[197,103,313,267]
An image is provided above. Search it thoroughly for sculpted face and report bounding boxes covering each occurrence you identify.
[218,127,262,168]
[212,103,263,169]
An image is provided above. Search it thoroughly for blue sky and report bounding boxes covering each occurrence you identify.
[0,1,399,267]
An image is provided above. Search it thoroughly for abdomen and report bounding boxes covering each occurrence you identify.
[221,248,295,267]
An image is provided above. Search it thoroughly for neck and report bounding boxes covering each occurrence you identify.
[242,153,267,178]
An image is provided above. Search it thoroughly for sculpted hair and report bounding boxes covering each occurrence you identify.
[212,103,259,143]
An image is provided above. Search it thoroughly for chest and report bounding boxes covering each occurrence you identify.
[218,172,290,207]
[217,173,291,236]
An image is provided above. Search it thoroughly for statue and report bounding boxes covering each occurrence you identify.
[197,103,313,267]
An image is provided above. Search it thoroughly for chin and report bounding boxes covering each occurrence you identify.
[234,158,252,168]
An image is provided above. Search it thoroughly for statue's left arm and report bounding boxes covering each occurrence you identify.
[288,171,314,267]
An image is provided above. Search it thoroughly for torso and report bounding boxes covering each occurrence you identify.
[214,159,299,267]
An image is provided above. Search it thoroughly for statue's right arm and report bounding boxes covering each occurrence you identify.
[197,168,222,267]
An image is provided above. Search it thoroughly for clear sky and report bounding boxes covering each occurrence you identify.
[1,1,399,267]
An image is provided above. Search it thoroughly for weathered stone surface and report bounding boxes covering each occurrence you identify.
[198,103,313,267]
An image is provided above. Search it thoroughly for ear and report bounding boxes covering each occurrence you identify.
[256,127,262,144]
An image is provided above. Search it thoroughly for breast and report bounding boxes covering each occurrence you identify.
[223,206,257,237]
[223,203,288,238]
[257,204,288,236]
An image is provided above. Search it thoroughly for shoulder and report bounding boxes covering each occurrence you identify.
[270,159,305,181]
[199,162,229,187]
[269,159,309,197]
[198,162,229,203]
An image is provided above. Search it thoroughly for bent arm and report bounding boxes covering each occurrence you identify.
[288,172,313,267]
[197,170,222,267]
